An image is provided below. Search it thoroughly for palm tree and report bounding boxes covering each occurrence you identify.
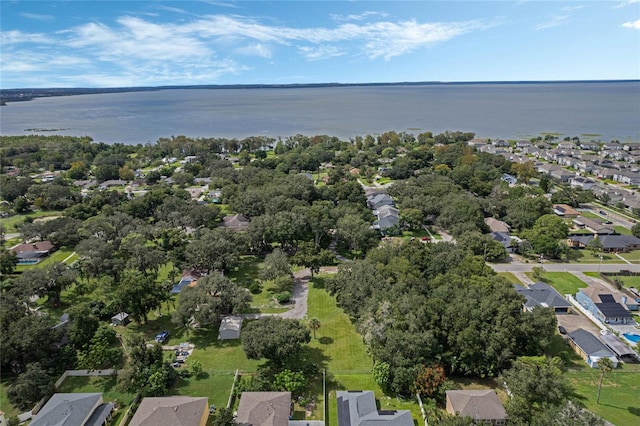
[308,317,321,339]
[596,357,613,404]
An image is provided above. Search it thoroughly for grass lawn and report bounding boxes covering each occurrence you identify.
[308,276,423,425]
[534,272,587,296]
[567,368,640,425]
[400,228,430,240]
[614,226,632,236]
[1,210,63,232]
[170,373,235,410]
[583,272,601,278]
[0,380,20,419]
[375,177,393,185]
[608,275,640,288]
[565,249,624,264]
[618,250,640,263]
[496,272,521,284]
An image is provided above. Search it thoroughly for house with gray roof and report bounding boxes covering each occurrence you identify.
[221,214,250,231]
[218,315,242,340]
[31,393,114,426]
[336,391,413,426]
[576,285,634,324]
[567,328,619,368]
[514,282,572,313]
[128,396,208,426]
[445,390,506,425]
[236,392,291,426]
[567,234,640,253]
[367,193,394,210]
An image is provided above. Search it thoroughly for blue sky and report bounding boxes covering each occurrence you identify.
[1,1,639,88]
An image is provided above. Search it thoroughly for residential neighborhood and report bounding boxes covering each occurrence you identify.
[1,131,639,426]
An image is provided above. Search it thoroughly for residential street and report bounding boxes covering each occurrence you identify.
[489,262,640,273]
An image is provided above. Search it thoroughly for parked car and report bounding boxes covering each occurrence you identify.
[155,330,169,343]
[209,404,216,414]
[599,210,606,215]
[558,325,567,335]
[171,362,182,368]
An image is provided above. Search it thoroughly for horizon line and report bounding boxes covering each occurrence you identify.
[2,79,639,91]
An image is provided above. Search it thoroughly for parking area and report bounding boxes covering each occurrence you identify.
[556,311,601,335]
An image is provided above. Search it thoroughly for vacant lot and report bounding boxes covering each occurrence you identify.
[532,272,587,296]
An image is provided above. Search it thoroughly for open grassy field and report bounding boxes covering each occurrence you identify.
[567,368,640,425]
[532,272,587,296]
[565,249,624,264]
[1,211,63,232]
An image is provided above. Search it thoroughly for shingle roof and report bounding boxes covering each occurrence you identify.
[514,282,572,309]
[236,392,291,426]
[568,234,640,249]
[128,396,208,426]
[445,390,506,421]
[336,391,413,426]
[568,328,616,358]
[31,393,104,426]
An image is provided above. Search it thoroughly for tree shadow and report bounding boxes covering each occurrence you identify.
[311,277,327,289]
[318,337,333,345]
[628,406,640,416]
[195,372,210,381]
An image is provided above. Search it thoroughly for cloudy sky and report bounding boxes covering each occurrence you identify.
[1,0,639,88]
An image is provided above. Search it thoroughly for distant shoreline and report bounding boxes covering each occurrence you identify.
[1,79,638,104]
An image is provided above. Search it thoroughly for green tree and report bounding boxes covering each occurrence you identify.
[242,317,311,365]
[274,369,308,396]
[308,317,321,339]
[632,222,640,238]
[292,242,334,277]
[596,357,613,404]
[0,247,18,275]
[212,408,236,426]
[7,362,55,410]
[372,361,391,392]
[260,248,291,281]
[586,237,603,255]
[77,325,122,370]
[190,359,203,378]
[336,214,378,259]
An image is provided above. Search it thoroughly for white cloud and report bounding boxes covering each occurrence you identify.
[0,11,490,86]
[236,43,273,58]
[298,45,346,61]
[19,12,55,22]
[561,5,586,12]
[613,0,639,9]
[330,11,389,22]
[535,15,570,30]
[622,19,640,29]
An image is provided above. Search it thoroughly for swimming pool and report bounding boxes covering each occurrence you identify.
[622,333,640,343]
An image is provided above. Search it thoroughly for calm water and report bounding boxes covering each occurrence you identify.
[1,82,639,144]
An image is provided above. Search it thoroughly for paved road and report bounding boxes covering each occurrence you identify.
[490,263,640,273]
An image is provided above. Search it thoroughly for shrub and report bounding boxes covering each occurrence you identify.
[274,291,291,304]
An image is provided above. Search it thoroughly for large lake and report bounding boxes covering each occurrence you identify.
[1,82,638,144]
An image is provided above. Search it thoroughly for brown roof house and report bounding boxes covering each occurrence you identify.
[445,390,506,425]
[236,392,291,426]
[222,214,250,231]
[128,396,208,426]
[12,240,55,265]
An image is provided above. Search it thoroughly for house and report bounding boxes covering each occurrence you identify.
[111,312,130,326]
[501,173,517,185]
[128,396,208,426]
[550,169,576,182]
[576,285,634,324]
[367,193,394,210]
[490,232,518,254]
[221,214,250,231]
[12,240,55,265]
[553,204,580,218]
[98,179,128,190]
[575,217,615,235]
[569,177,596,190]
[567,329,619,368]
[336,391,413,426]
[514,282,572,313]
[171,270,204,294]
[566,234,640,253]
[445,390,506,425]
[31,393,114,426]
[492,139,510,147]
[236,392,291,426]
[218,315,242,340]
[484,218,510,233]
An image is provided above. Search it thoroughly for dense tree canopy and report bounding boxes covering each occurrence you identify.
[242,317,311,365]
